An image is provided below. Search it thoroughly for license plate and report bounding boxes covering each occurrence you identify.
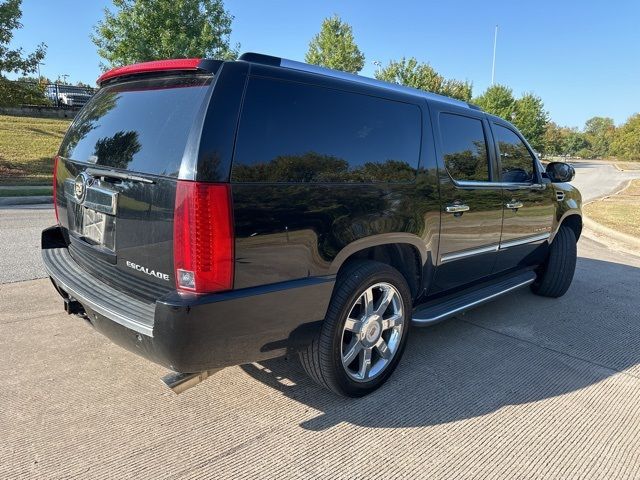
[81,207,107,245]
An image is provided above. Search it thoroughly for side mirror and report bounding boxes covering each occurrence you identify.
[546,161,575,183]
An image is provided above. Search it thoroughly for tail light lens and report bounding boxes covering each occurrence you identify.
[53,155,59,223]
[173,181,234,294]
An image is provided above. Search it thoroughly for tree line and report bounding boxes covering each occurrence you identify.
[2,0,639,160]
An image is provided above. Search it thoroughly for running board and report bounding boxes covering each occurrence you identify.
[412,271,537,326]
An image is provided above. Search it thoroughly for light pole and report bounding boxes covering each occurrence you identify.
[61,74,69,84]
[37,61,45,80]
[373,60,382,76]
[491,25,498,85]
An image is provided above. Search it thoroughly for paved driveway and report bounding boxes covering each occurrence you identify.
[570,161,640,202]
[2,236,640,479]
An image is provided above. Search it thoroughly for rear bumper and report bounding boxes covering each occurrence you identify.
[42,226,335,372]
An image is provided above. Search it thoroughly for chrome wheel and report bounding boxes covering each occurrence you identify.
[340,282,405,382]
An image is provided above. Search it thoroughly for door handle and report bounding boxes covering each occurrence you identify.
[505,201,524,210]
[445,204,470,214]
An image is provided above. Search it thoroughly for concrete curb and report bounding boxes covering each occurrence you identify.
[0,196,53,206]
[581,179,640,254]
[583,216,640,249]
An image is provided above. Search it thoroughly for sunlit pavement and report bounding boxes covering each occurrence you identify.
[1,236,640,479]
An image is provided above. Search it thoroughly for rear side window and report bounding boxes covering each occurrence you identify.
[232,77,422,183]
[439,113,489,182]
[59,75,212,177]
[493,124,535,183]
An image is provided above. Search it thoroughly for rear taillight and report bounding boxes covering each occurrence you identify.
[173,181,234,294]
[53,155,59,223]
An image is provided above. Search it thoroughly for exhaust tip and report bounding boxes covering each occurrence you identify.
[161,369,221,394]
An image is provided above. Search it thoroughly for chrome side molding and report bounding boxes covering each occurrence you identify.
[440,244,499,264]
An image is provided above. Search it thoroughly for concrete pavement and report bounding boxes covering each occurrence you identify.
[0,204,53,283]
[1,237,640,479]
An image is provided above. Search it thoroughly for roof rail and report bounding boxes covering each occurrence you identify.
[238,52,473,110]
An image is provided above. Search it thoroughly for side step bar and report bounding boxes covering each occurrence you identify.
[412,271,537,327]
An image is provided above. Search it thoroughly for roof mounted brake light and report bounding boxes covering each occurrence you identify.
[97,58,203,86]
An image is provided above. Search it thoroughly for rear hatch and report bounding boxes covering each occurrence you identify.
[55,73,213,300]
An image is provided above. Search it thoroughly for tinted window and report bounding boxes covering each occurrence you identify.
[439,113,489,181]
[59,75,212,177]
[493,124,535,183]
[232,77,421,183]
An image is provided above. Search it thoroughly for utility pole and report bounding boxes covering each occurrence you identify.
[491,25,498,85]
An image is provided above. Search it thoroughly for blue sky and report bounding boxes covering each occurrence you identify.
[10,0,640,128]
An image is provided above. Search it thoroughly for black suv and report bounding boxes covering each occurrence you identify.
[42,53,581,397]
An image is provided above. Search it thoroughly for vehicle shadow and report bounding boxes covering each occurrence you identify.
[240,255,640,431]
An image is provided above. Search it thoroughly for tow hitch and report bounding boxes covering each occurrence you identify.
[63,297,84,315]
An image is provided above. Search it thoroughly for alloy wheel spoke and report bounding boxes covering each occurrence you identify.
[359,347,372,379]
[375,337,392,360]
[381,313,402,330]
[374,287,395,317]
[344,317,362,333]
[362,287,374,317]
[343,340,363,366]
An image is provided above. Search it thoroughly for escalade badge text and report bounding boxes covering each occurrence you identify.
[125,260,170,281]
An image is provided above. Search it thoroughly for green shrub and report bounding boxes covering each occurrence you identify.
[0,78,51,107]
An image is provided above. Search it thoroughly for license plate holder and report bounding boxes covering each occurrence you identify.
[81,207,107,246]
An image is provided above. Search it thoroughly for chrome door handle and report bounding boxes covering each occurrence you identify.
[445,204,470,214]
[505,201,524,210]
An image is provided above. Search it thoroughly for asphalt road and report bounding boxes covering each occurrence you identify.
[570,161,640,202]
[1,161,640,478]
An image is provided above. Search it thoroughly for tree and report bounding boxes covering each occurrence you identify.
[0,0,46,76]
[543,122,564,155]
[611,114,640,160]
[305,15,365,74]
[473,84,516,120]
[92,0,238,69]
[583,116,615,158]
[375,57,472,101]
[563,130,589,156]
[512,93,548,152]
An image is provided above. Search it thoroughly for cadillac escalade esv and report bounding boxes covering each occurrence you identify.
[42,53,581,397]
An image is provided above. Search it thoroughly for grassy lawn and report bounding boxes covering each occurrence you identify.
[584,179,640,238]
[0,115,71,186]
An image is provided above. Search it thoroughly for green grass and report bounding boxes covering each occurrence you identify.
[584,179,640,238]
[0,115,71,185]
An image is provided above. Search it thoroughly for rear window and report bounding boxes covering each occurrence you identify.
[232,77,422,183]
[59,75,212,177]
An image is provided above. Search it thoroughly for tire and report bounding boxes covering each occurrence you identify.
[531,226,577,298]
[299,260,412,397]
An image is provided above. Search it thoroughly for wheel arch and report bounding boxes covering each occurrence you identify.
[329,234,430,302]
[551,211,582,243]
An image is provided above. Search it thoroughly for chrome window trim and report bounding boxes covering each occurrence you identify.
[440,244,499,264]
[454,180,546,190]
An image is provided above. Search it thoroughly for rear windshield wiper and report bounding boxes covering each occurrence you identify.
[85,168,155,184]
